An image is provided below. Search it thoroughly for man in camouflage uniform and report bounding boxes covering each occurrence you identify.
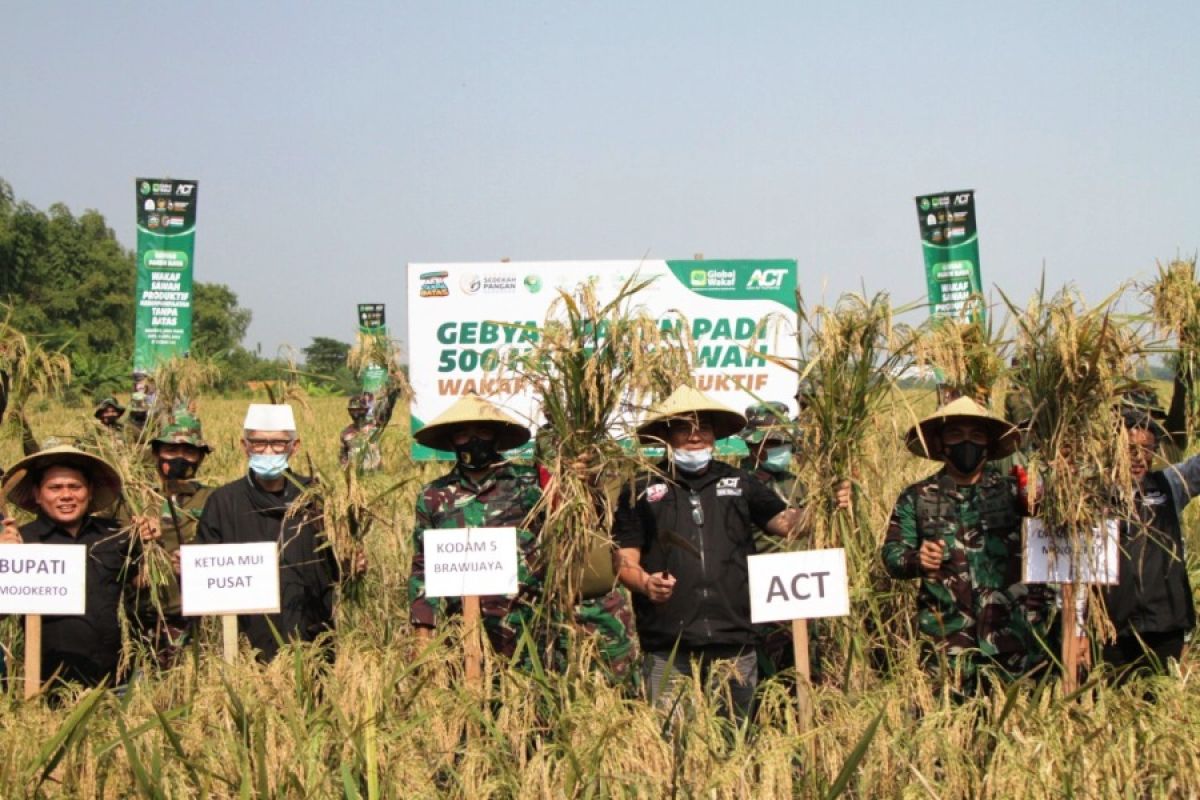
[881,397,1052,695]
[94,397,126,430]
[339,394,383,471]
[410,395,637,684]
[129,410,214,666]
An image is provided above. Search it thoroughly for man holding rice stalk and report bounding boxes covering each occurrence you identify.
[1099,405,1198,680]
[197,404,346,661]
[881,397,1052,696]
[0,445,131,689]
[614,386,850,719]
[409,393,637,681]
[128,410,215,667]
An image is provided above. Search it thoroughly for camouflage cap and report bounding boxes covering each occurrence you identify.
[347,394,370,411]
[739,401,794,444]
[151,411,212,453]
[93,396,126,417]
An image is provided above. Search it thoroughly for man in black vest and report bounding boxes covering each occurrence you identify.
[1102,408,1198,678]
[613,386,848,719]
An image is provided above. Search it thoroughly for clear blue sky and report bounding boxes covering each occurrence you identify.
[3,2,1197,357]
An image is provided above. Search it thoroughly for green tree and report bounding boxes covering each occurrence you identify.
[302,336,352,376]
[192,281,252,357]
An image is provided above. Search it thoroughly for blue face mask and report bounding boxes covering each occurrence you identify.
[673,447,713,473]
[248,452,289,479]
[762,444,793,472]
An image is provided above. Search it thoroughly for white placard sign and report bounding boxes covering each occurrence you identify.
[747,547,850,624]
[423,527,520,598]
[180,542,281,615]
[1022,518,1120,585]
[0,544,86,615]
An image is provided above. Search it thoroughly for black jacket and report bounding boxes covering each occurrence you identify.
[197,472,339,660]
[20,515,131,686]
[613,460,786,651]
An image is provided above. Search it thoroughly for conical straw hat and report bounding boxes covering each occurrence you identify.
[636,386,747,444]
[413,394,531,452]
[1,445,123,513]
[905,396,1018,461]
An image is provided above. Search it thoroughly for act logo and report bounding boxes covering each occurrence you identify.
[747,268,788,289]
[175,184,195,197]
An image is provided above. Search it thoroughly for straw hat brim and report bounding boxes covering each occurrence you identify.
[905,413,1018,461]
[636,387,748,444]
[413,395,531,452]
[1,446,123,513]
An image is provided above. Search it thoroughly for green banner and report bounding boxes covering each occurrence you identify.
[357,303,388,393]
[134,178,197,371]
[915,190,982,319]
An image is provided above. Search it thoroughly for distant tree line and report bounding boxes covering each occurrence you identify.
[0,177,283,401]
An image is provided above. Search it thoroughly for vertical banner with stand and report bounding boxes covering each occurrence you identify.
[915,190,982,320]
[134,178,198,372]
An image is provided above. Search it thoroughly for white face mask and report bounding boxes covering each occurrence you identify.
[762,444,793,471]
[673,447,713,473]
[248,452,289,479]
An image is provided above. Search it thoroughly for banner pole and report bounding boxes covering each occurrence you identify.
[222,615,238,664]
[463,595,483,687]
[24,615,41,700]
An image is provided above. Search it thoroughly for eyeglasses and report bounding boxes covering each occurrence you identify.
[688,492,703,526]
[244,438,294,454]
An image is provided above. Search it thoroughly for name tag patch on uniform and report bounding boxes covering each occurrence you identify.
[717,477,742,497]
[1141,491,1167,507]
[645,483,668,503]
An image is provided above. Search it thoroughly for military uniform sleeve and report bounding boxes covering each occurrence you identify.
[407,489,440,628]
[881,488,922,579]
[612,485,645,550]
[196,489,226,545]
[744,472,788,530]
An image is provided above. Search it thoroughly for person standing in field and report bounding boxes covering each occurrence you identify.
[613,387,850,720]
[1099,406,1198,679]
[408,394,542,659]
[0,445,131,689]
[128,410,215,667]
[881,397,1052,695]
[197,404,350,661]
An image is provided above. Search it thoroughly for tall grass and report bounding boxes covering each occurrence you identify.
[0,362,1197,796]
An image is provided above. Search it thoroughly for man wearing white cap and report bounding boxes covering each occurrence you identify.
[196,404,342,661]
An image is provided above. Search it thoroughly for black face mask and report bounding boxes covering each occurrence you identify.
[160,457,198,480]
[945,441,987,475]
[455,436,501,469]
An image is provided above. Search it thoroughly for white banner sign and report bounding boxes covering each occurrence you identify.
[747,547,850,623]
[407,259,799,459]
[1022,518,1120,585]
[180,542,281,615]
[0,544,86,615]
[423,527,520,598]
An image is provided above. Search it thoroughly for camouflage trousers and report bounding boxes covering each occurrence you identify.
[922,644,1046,699]
[572,588,639,692]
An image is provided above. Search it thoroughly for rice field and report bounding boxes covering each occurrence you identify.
[0,389,1197,799]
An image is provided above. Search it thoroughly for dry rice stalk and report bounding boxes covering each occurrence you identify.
[913,296,1008,407]
[347,331,414,401]
[149,355,220,416]
[1144,256,1200,439]
[506,275,693,621]
[1001,283,1144,642]
[0,305,71,436]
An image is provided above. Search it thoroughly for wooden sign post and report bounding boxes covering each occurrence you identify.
[1023,518,1119,692]
[423,527,520,686]
[24,615,41,700]
[180,541,281,663]
[0,544,88,701]
[748,547,851,732]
